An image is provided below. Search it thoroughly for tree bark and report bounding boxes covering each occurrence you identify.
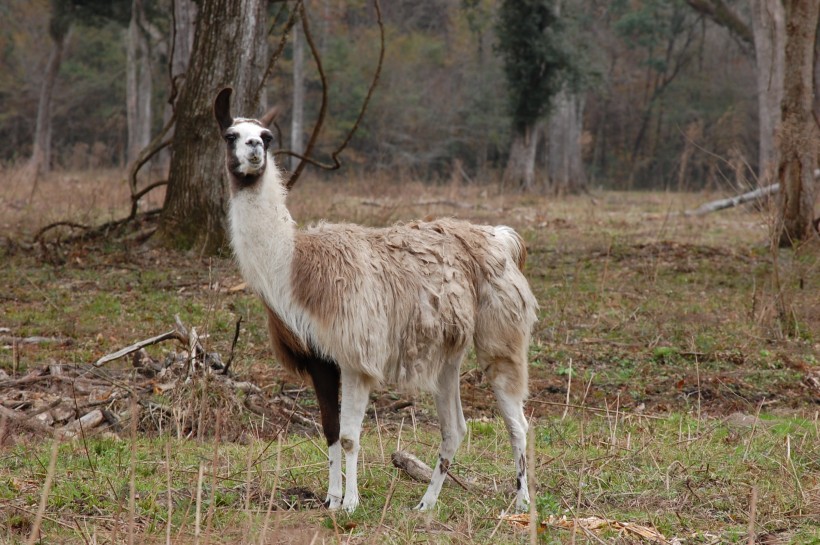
[28,26,69,180]
[126,0,153,165]
[156,0,269,253]
[503,124,539,191]
[776,0,819,246]
[749,0,786,182]
[547,90,586,194]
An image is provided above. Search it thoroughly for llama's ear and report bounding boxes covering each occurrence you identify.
[259,105,280,128]
[214,87,234,132]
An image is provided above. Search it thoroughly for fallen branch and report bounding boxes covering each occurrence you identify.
[0,335,72,346]
[94,330,178,367]
[685,184,780,216]
[391,450,478,491]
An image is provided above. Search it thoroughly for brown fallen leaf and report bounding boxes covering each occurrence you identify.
[499,513,672,544]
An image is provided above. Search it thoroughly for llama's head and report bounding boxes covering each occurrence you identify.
[214,87,279,190]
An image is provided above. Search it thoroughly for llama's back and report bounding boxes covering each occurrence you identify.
[294,218,537,392]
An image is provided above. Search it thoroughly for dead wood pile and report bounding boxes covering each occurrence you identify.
[0,316,318,443]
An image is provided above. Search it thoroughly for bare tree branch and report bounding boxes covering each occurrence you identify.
[684,0,754,51]
[255,1,303,108]
[127,114,175,212]
[284,0,385,189]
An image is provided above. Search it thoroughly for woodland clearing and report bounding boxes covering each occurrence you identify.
[1,169,818,544]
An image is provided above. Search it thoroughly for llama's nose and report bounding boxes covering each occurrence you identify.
[246,137,263,148]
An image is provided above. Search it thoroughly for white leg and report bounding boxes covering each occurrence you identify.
[326,441,343,509]
[492,384,530,511]
[339,369,371,513]
[416,356,467,511]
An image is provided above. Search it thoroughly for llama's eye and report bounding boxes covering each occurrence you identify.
[261,132,273,146]
[225,133,237,143]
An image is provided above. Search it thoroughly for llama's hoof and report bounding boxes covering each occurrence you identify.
[324,495,342,510]
[414,499,435,512]
[342,494,359,513]
[514,497,530,513]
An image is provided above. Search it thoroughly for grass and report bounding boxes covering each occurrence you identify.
[1,168,819,543]
[1,413,818,543]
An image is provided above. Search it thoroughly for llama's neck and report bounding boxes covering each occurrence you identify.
[228,162,297,315]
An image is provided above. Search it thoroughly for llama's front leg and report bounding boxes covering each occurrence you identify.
[305,358,342,509]
[416,359,467,511]
[339,369,371,513]
[326,442,342,509]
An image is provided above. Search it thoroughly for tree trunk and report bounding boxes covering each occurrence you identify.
[158,0,197,170]
[156,0,269,253]
[126,0,153,165]
[171,0,197,84]
[776,0,819,246]
[291,20,305,173]
[547,90,586,194]
[503,124,539,191]
[749,0,786,182]
[28,26,69,180]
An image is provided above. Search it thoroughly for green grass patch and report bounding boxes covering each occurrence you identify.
[1,412,818,543]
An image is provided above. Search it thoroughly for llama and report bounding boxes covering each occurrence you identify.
[214,87,538,513]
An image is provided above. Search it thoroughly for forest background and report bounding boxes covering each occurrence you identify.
[0,0,789,193]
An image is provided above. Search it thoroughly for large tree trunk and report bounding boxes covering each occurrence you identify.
[290,21,305,172]
[126,0,153,165]
[776,0,819,246]
[749,0,786,182]
[28,26,69,180]
[503,124,539,191]
[156,0,268,253]
[547,90,586,194]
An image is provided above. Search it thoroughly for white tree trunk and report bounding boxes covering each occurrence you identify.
[749,0,786,183]
[547,90,586,194]
[28,28,69,179]
[291,20,306,172]
[503,124,539,190]
[126,0,153,165]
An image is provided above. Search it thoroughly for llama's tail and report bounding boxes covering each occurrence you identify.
[493,225,528,271]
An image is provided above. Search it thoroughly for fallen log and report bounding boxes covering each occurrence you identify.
[685,183,780,216]
[61,409,106,436]
[390,450,479,491]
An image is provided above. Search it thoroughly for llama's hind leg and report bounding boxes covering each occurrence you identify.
[305,358,342,509]
[416,353,468,511]
[491,380,530,511]
[339,368,372,513]
[478,339,531,511]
